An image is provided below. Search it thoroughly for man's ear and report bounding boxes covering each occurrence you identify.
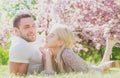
[13,27,19,36]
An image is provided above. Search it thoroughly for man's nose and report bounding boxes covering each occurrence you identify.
[29,27,36,33]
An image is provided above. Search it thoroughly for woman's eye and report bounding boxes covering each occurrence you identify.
[50,35,53,37]
[49,34,54,37]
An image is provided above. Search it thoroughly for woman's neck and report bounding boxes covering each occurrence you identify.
[49,47,59,57]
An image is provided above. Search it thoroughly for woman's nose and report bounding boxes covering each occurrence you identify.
[45,36,48,41]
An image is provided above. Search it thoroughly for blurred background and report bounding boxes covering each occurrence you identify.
[0,0,120,65]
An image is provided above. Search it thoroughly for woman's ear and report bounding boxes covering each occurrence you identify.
[59,40,64,46]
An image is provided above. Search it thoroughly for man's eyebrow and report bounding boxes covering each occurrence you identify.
[24,23,35,26]
[24,25,30,26]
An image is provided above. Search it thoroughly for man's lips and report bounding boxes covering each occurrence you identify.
[29,35,36,39]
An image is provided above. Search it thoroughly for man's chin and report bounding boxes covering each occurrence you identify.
[27,38,36,42]
[21,36,36,42]
[30,38,36,42]
[30,40,36,42]
[29,36,36,42]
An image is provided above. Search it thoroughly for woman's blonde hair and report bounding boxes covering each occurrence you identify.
[50,23,74,73]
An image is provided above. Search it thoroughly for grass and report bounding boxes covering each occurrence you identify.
[0,65,9,78]
[0,65,120,78]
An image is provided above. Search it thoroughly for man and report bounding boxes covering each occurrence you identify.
[9,12,43,75]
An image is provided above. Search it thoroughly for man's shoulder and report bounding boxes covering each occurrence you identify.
[10,36,29,46]
[10,42,31,53]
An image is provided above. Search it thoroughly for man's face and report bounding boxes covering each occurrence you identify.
[15,17,37,42]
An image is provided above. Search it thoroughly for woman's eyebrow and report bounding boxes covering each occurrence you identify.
[49,32,54,35]
[50,33,54,36]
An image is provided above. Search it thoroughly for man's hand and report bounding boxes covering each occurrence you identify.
[10,62,28,75]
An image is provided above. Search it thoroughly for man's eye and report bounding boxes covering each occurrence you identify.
[24,27,30,29]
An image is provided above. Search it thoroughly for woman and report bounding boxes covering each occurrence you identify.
[42,23,115,74]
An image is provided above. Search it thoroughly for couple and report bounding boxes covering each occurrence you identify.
[9,12,118,75]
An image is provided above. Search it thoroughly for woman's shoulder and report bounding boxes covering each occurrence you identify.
[62,48,75,59]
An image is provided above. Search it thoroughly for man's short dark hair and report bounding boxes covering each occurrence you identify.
[13,12,32,28]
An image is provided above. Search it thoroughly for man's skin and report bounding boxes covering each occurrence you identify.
[10,62,28,75]
[10,17,37,75]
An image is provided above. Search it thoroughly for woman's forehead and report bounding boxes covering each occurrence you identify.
[49,29,57,34]
[49,31,57,36]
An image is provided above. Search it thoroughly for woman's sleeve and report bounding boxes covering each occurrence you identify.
[62,49,88,72]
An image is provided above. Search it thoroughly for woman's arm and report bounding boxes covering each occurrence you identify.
[41,48,55,75]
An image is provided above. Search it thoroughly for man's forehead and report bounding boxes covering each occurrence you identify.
[20,17,34,25]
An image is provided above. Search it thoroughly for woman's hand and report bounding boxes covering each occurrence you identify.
[39,47,55,75]
[40,46,46,63]
[40,47,52,62]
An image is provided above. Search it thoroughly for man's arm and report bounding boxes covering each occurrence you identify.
[9,44,32,75]
[10,62,28,75]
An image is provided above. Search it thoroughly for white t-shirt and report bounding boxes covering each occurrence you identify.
[9,35,44,74]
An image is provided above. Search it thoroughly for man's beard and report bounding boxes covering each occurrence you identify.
[19,31,36,42]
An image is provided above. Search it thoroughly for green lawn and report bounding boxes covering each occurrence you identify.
[0,65,120,78]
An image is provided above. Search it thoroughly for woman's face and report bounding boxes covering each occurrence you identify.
[45,30,61,48]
